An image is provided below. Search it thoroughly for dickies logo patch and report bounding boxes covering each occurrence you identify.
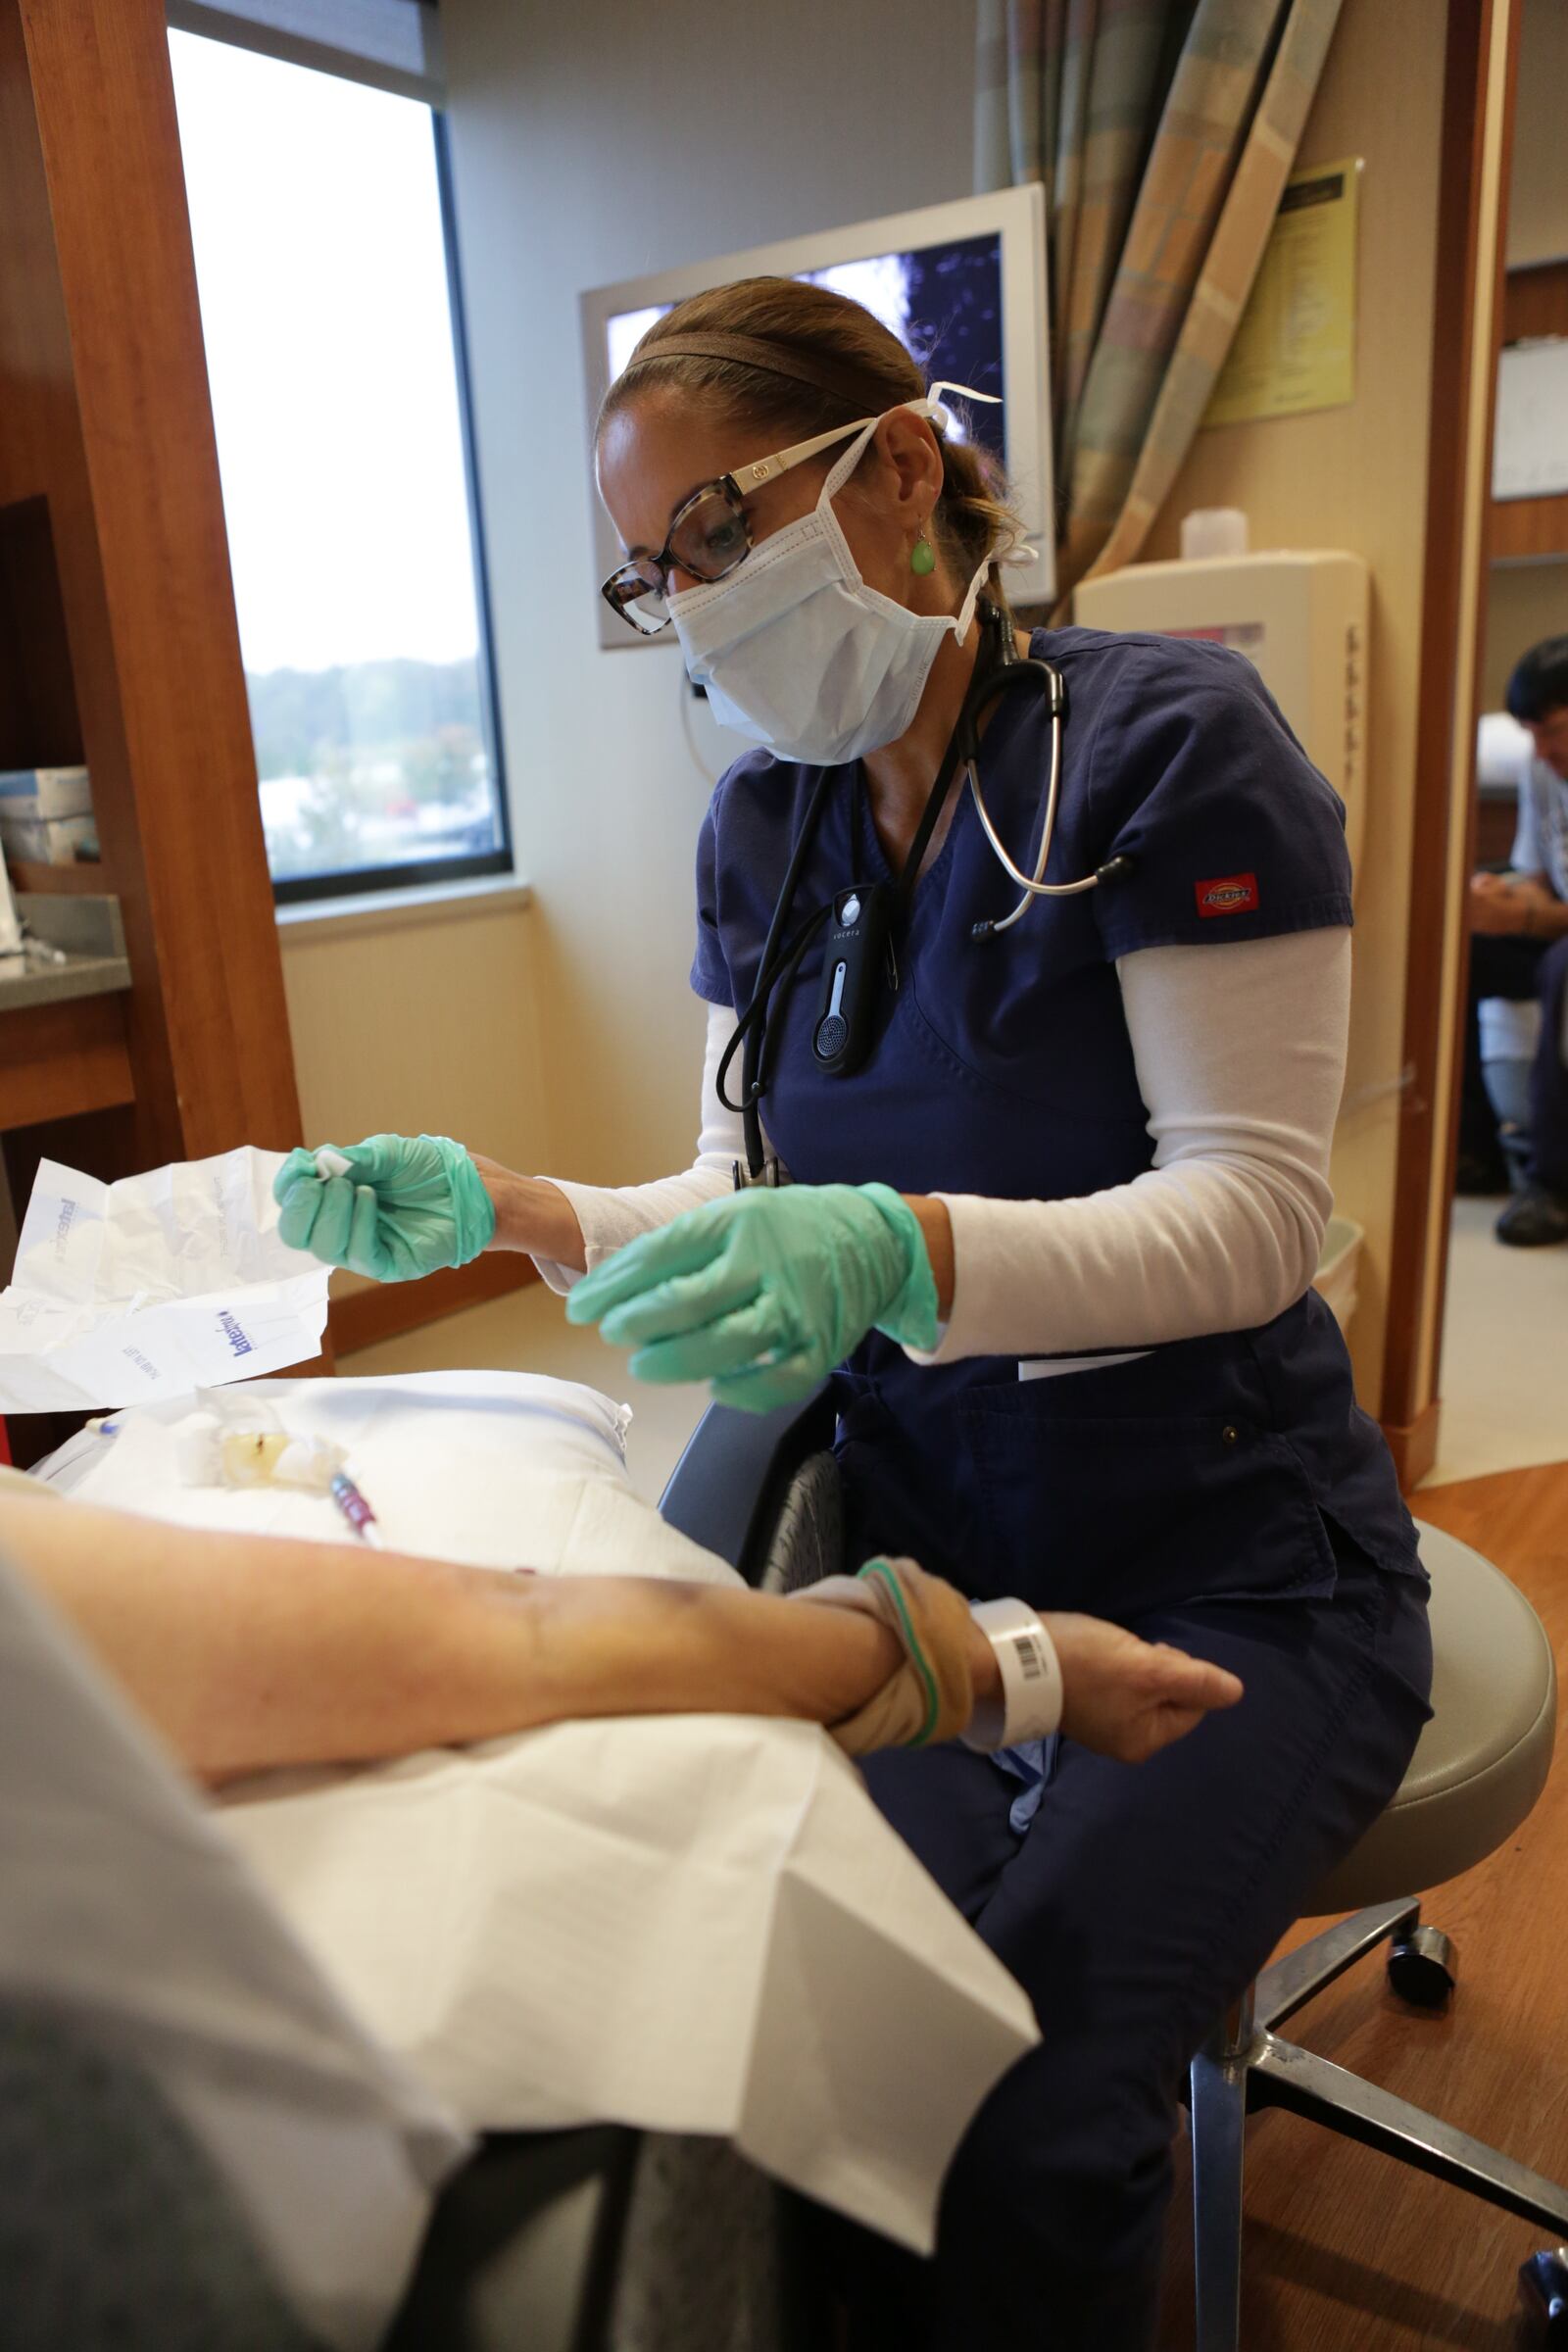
[1196,872,1259,918]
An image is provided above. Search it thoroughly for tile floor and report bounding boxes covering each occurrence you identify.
[1424,1193,1568,1487]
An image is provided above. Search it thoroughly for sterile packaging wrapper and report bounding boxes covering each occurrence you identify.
[0,1148,330,1411]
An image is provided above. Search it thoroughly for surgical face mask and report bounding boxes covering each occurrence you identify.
[668,392,994,766]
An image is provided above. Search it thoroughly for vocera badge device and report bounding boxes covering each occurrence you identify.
[812,882,898,1074]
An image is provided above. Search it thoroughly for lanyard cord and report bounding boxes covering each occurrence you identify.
[718,606,1016,1180]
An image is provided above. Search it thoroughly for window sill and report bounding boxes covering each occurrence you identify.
[275,873,533,945]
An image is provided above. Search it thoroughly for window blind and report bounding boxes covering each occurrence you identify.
[166,0,443,104]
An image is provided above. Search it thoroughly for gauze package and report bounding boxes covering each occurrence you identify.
[0,1148,330,1412]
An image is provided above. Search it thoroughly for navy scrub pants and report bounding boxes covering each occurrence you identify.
[822,1533,1433,2351]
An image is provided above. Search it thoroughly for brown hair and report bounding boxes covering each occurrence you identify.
[597,275,1020,612]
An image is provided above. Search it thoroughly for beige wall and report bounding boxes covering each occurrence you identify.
[1481,560,1568,712]
[279,895,553,1174]
[1138,1,1456,1413]
[1507,0,1568,267]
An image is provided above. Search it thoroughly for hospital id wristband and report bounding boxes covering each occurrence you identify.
[961,1598,1063,1751]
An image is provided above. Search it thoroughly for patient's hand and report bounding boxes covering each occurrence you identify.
[1047,1615,1243,1763]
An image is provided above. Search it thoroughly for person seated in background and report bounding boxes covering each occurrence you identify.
[1459,634,1568,1246]
[0,1480,1241,1783]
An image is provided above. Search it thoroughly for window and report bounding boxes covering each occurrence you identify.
[170,27,509,900]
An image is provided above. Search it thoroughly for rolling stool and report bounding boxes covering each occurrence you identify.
[1190,1521,1566,2347]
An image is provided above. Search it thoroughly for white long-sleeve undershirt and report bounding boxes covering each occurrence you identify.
[533,926,1348,1363]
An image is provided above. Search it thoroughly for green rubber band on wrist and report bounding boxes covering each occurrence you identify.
[857,1556,941,1747]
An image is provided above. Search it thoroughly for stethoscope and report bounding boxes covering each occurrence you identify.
[718,601,1136,1184]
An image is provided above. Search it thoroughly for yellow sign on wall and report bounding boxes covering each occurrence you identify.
[1205,158,1361,428]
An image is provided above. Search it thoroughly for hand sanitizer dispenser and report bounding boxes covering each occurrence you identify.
[1074,548,1369,882]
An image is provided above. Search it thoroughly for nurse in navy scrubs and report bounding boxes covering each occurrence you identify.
[277,279,1433,2348]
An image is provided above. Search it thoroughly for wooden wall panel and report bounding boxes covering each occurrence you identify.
[0,498,83,771]
[0,8,71,512]
[1500,255,1568,337]
[0,997,134,1129]
[1491,493,1568,561]
[0,0,304,1167]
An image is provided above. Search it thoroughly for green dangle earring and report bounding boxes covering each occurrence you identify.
[909,520,936,577]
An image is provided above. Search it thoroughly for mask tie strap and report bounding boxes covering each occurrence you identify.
[820,415,881,501]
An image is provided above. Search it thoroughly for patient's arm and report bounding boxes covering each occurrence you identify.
[0,1490,912,1782]
[0,1492,1241,1783]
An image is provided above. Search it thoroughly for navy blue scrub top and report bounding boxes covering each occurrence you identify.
[690,627,1421,1624]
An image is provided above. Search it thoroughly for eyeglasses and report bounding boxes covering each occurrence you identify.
[600,413,874,637]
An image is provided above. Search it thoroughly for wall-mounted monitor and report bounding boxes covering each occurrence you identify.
[579,184,1054,652]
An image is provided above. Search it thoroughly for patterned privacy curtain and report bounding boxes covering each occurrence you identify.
[975,0,1345,605]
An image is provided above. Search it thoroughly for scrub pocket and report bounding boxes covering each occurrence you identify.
[957,1352,1340,1624]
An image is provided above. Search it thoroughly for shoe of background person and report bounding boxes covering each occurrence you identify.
[1494,1187,1568,1248]
[1497,1122,1535,1196]
[1455,1147,1510,1196]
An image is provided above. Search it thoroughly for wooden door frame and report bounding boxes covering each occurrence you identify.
[1,0,306,1166]
[1380,0,1521,1489]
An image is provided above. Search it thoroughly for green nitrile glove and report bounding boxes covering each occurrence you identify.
[564,1182,940,1411]
[272,1134,495,1283]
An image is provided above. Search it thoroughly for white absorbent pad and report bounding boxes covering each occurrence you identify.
[217,1714,1039,2256]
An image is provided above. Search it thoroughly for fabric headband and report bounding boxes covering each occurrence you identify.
[616,329,912,417]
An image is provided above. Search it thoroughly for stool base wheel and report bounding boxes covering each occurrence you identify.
[1192,1902,1568,2352]
[1386,1923,1458,2009]
[1520,2247,1568,2340]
